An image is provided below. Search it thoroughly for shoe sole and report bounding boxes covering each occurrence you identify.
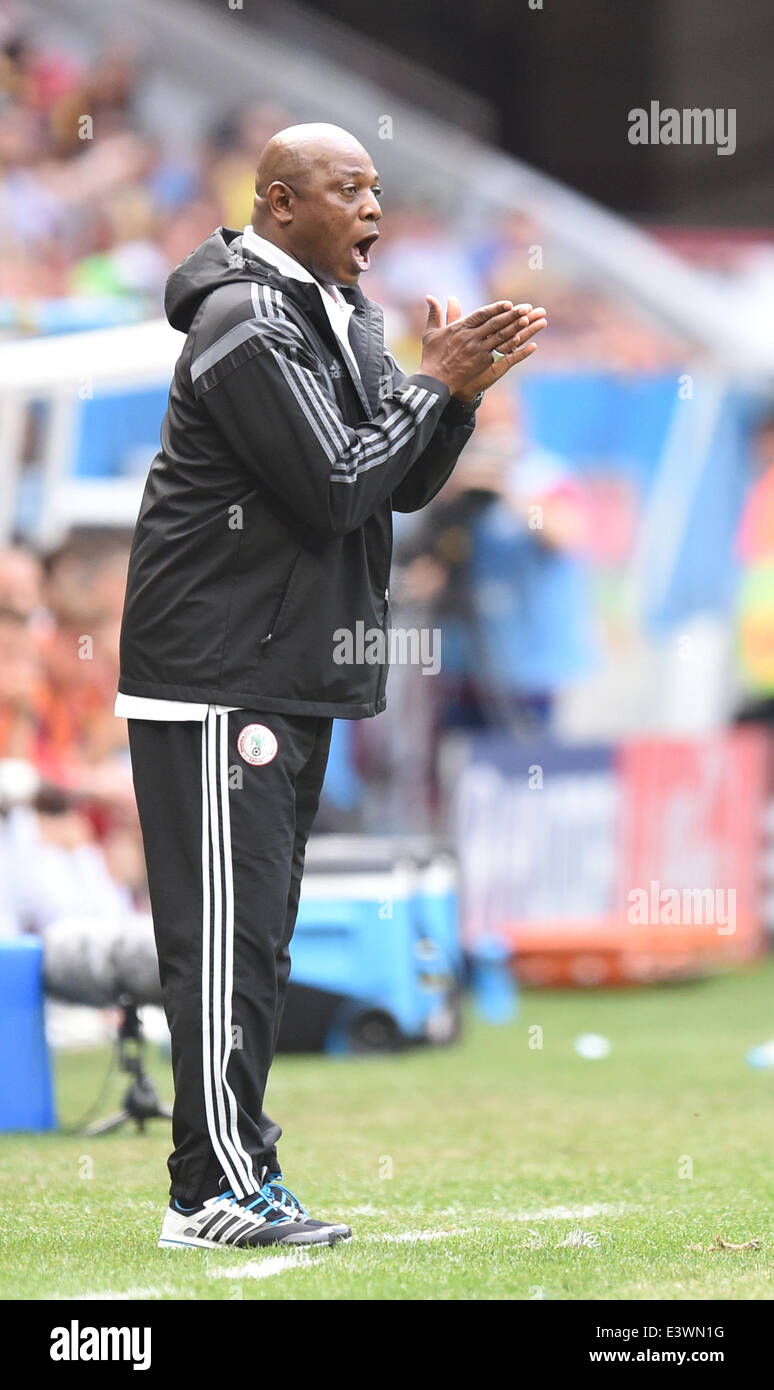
[158,1226,352,1251]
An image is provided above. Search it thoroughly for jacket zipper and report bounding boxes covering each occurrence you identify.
[375,504,393,706]
[260,551,301,650]
[376,585,390,705]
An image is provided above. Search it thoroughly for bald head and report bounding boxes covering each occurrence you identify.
[250,123,382,288]
[255,123,369,201]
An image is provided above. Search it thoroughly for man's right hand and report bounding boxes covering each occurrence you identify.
[418,297,534,396]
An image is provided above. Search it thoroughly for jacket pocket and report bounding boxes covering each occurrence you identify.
[259,548,302,651]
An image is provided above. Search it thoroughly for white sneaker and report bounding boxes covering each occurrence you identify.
[158,1187,351,1249]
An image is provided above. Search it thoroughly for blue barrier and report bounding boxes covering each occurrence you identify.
[0,938,56,1131]
[72,387,169,478]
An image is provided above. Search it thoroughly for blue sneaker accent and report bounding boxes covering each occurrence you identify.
[212,1173,316,1227]
[261,1172,310,1218]
[213,1182,288,1225]
[173,1199,198,1213]
[244,1193,279,1214]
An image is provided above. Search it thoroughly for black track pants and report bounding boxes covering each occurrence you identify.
[127,706,333,1205]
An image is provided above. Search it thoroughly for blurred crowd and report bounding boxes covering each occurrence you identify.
[0,5,686,368]
[0,535,148,936]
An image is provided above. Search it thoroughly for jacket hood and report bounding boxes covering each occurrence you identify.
[164,226,267,333]
[164,225,376,335]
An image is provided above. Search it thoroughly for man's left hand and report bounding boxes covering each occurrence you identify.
[447,297,547,404]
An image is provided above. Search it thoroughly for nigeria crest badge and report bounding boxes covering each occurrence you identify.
[237,723,278,766]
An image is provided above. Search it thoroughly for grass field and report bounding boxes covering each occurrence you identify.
[3,957,774,1301]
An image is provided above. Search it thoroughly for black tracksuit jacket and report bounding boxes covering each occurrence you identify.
[118,226,479,718]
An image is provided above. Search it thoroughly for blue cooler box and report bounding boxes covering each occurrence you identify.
[277,835,462,1054]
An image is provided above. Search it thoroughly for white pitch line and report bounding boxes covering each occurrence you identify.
[511,1203,625,1222]
[363,1204,626,1241]
[207,1253,323,1280]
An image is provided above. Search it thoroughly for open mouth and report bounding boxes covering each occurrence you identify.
[351,231,379,271]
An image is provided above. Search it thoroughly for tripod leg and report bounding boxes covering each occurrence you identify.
[84,1108,133,1137]
[80,1001,174,1135]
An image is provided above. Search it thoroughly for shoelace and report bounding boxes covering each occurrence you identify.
[215,1187,289,1225]
[260,1174,309,1218]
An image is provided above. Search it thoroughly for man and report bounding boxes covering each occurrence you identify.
[115,122,546,1251]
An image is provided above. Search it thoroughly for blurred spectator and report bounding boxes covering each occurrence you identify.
[356,390,600,827]
[468,389,597,729]
[0,535,134,800]
[0,542,44,618]
[5,793,132,935]
[35,537,131,783]
[395,389,598,739]
[48,33,141,156]
[0,530,145,937]
[203,100,295,231]
[0,603,39,758]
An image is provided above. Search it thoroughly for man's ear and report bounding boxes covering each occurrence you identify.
[264,181,294,226]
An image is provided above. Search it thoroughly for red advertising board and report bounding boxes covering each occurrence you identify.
[456,727,772,986]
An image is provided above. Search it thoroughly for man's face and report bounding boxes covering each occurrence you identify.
[286,153,382,288]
